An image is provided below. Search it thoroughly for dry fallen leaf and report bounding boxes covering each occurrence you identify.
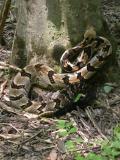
[57,139,66,153]
[47,149,58,160]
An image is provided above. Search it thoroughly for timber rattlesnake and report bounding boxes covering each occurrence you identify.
[9,27,112,117]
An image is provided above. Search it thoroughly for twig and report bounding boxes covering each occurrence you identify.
[20,130,44,145]
[109,97,120,106]
[85,106,108,140]
[92,98,120,118]
[0,122,20,134]
[0,133,29,140]
[105,99,120,119]
[0,61,21,71]
[70,145,101,153]
[67,113,89,142]
[76,106,91,131]
[79,117,91,131]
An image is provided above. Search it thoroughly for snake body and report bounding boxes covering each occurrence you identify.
[9,27,112,116]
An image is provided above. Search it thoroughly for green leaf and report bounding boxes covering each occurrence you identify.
[65,140,76,151]
[56,120,66,129]
[103,85,113,93]
[102,146,112,156]
[87,153,105,160]
[68,127,77,134]
[65,122,73,128]
[74,93,85,102]
[58,129,68,137]
[74,137,83,143]
[114,125,120,140]
[75,154,85,160]
[111,141,120,149]
[111,148,120,157]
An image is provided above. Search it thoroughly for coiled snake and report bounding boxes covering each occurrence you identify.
[9,27,112,117]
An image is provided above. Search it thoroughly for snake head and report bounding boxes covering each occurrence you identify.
[83,26,96,45]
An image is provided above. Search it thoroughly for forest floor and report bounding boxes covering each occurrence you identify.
[0,1,120,160]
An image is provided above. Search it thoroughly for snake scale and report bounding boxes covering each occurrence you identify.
[9,27,112,117]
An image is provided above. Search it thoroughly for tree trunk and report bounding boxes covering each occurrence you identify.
[10,0,116,68]
[0,0,11,45]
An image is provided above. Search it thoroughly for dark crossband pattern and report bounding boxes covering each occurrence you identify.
[66,47,82,60]
[87,63,96,72]
[21,100,33,109]
[96,54,109,61]
[95,37,104,48]
[9,31,112,117]
[21,69,32,79]
[84,46,92,58]
[76,61,85,69]
[61,46,83,72]
[9,94,23,101]
[48,70,55,84]
[77,72,85,81]
[63,64,73,72]
[11,81,25,89]
[62,75,70,85]
[96,55,105,61]
[38,102,47,111]
[103,45,110,52]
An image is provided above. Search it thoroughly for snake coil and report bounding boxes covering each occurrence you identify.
[9,27,112,117]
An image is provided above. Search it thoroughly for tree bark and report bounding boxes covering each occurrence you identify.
[11,0,116,68]
[0,0,11,45]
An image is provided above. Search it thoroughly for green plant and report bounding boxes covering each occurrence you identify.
[56,121,120,160]
[56,119,77,137]
[103,83,114,93]
[65,140,76,151]
[74,93,85,102]
[101,125,120,160]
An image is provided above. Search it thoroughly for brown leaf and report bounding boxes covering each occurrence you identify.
[47,149,57,160]
[57,139,66,153]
